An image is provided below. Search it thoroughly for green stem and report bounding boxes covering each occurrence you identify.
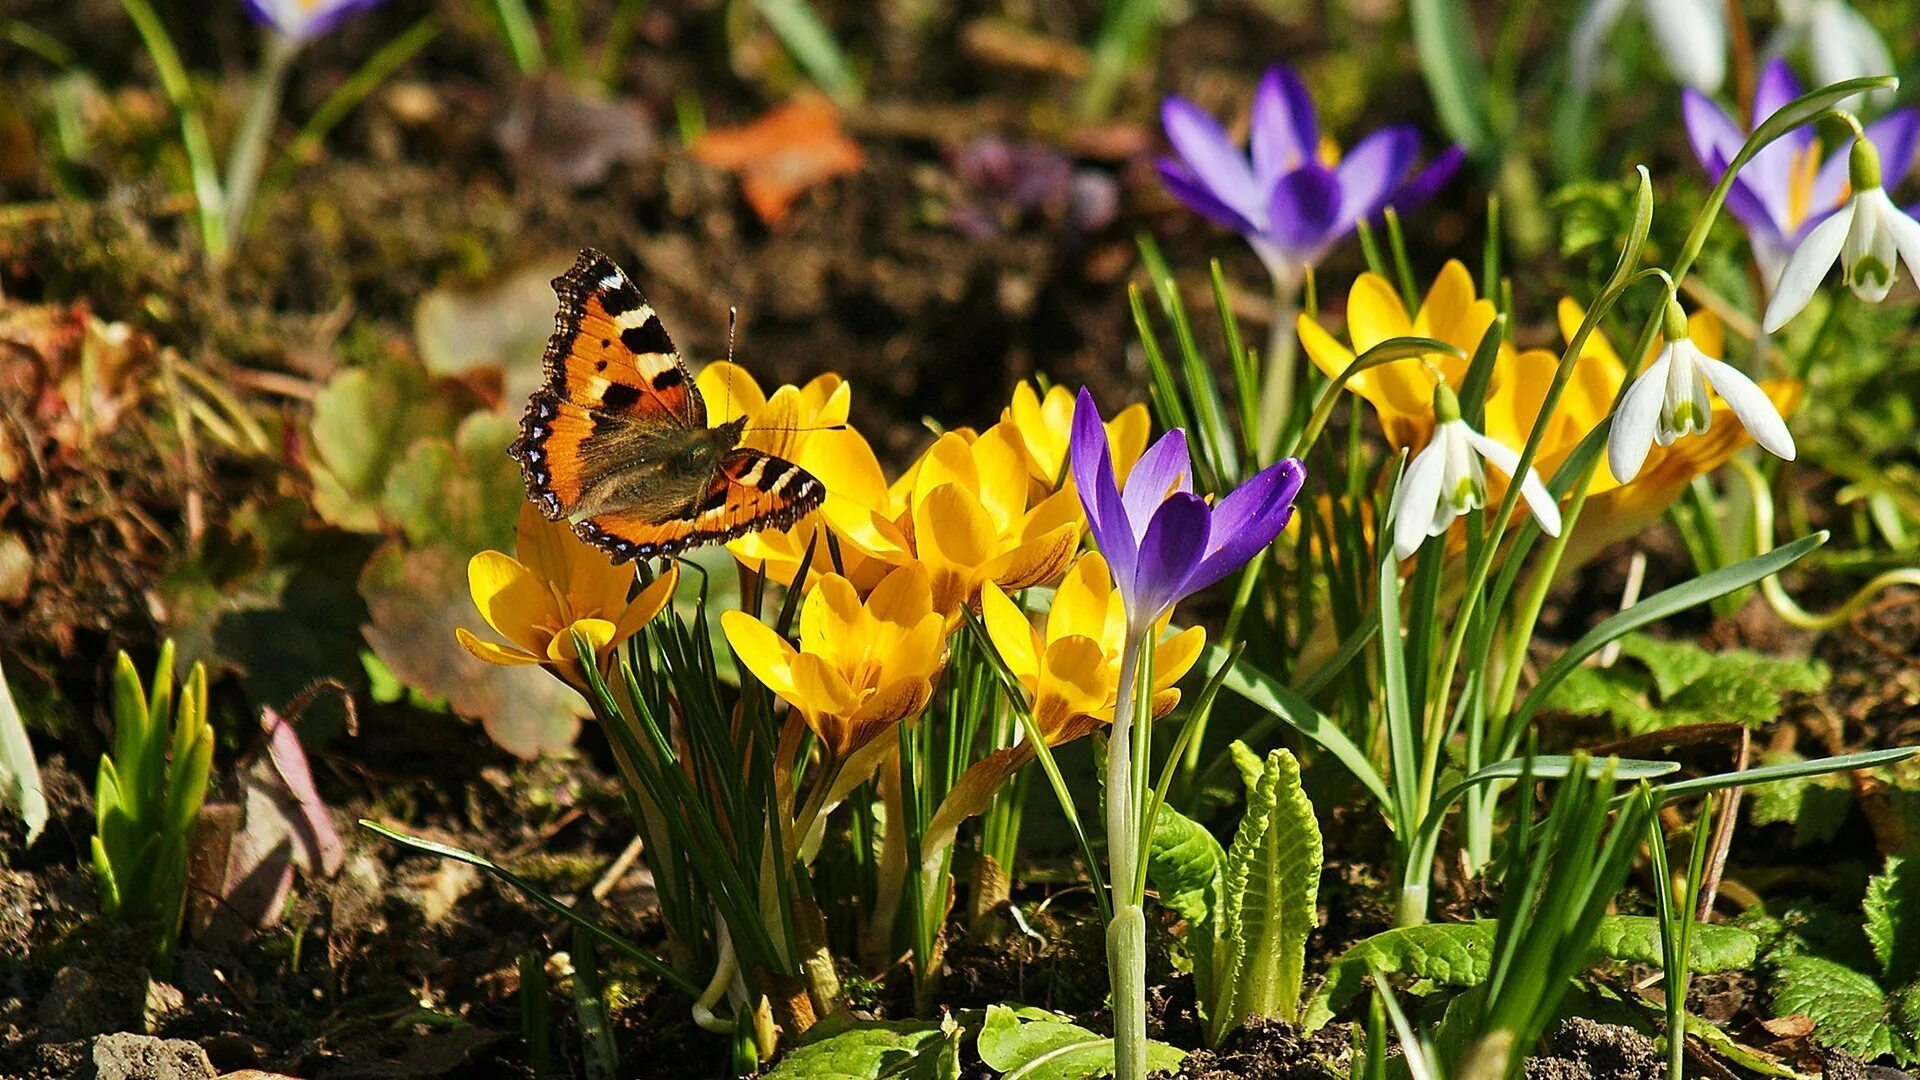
[1105,629,1148,1080]
[116,0,227,259]
[1255,270,1304,466]
[222,31,301,257]
[494,0,546,74]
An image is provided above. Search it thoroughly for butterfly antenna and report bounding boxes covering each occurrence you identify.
[725,306,738,418]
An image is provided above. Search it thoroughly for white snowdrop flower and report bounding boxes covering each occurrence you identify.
[1389,386,1562,561]
[1611,297,1796,484]
[1571,0,1726,95]
[1764,137,1920,332]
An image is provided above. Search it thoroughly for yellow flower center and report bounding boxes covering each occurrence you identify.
[1786,138,1826,230]
[1317,135,1342,169]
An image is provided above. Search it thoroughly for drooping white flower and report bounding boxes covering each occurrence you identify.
[1770,0,1895,109]
[1571,0,1726,95]
[1388,386,1562,561]
[1763,137,1920,332]
[1610,297,1796,483]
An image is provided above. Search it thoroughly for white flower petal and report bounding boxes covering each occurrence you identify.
[1608,353,1671,483]
[1695,355,1797,462]
[1881,200,1920,289]
[1642,0,1725,92]
[1763,201,1852,332]
[1389,439,1449,561]
[1465,431,1563,537]
[1570,0,1634,92]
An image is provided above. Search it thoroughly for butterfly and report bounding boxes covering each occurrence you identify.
[510,249,825,564]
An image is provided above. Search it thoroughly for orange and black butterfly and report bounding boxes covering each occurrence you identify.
[511,249,825,564]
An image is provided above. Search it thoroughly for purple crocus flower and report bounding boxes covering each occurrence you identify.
[1156,64,1464,288]
[1070,389,1305,628]
[241,0,387,40]
[1682,58,1919,286]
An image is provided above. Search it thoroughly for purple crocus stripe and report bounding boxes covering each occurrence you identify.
[1156,61,1461,276]
[1071,389,1304,626]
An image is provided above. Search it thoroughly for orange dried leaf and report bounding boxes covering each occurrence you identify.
[693,94,864,226]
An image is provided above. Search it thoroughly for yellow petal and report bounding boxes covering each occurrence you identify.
[610,564,679,644]
[1557,296,1624,369]
[791,652,860,718]
[986,520,1081,598]
[980,582,1041,679]
[455,627,542,666]
[800,574,868,671]
[1348,273,1412,354]
[867,563,935,630]
[548,618,616,664]
[1107,403,1151,481]
[1040,635,1112,719]
[851,674,930,729]
[512,501,571,590]
[746,385,806,460]
[1049,552,1113,646]
[721,610,801,696]
[1299,312,1357,381]
[912,434,981,510]
[915,484,997,571]
[1148,687,1183,720]
[1152,625,1207,689]
[973,423,1034,525]
[695,361,768,426]
[1688,309,1724,358]
[886,612,948,688]
[469,550,560,655]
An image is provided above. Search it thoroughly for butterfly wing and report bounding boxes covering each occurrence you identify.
[513,249,706,520]
[572,449,826,564]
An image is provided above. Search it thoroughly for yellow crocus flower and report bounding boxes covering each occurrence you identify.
[1297,260,1498,448]
[720,564,946,759]
[979,552,1205,747]
[829,422,1084,617]
[697,362,894,592]
[457,502,679,690]
[1002,381,1151,491]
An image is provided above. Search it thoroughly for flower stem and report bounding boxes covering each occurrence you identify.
[1255,271,1304,466]
[221,32,301,259]
[1105,630,1148,1079]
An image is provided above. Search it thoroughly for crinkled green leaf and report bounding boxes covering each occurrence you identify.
[1771,953,1907,1064]
[1212,746,1320,1041]
[381,411,524,554]
[1541,633,1827,735]
[307,353,483,531]
[1747,750,1853,847]
[1865,855,1920,986]
[766,1018,961,1079]
[1147,803,1225,931]
[975,1004,1184,1079]
[1304,916,1760,1030]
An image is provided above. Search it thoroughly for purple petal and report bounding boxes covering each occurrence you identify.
[1707,146,1785,238]
[1071,389,1136,579]
[1751,59,1805,131]
[1121,429,1192,538]
[1251,65,1318,187]
[1158,158,1260,234]
[1867,108,1920,191]
[1389,145,1465,213]
[1187,459,1305,594]
[1130,492,1211,622]
[1162,96,1263,226]
[1332,125,1419,232]
[1265,163,1343,257]
[1682,88,1745,180]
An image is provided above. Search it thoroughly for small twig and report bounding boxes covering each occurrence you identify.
[1597,550,1647,668]
[590,835,645,904]
[1695,728,1749,921]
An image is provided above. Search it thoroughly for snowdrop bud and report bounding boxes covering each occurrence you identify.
[1850,135,1882,191]
[1432,383,1462,424]
[1661,294,1690,342]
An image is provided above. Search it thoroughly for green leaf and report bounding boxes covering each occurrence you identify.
[307,353,481,532]
[753,0,858,103]
[1213,747,1320,1041]
[1146,802,1225,932]
[766,1019,962,1080]
[1407,0,1490,156]
[380,411,524,555]
[1865,855,1920,986]
[1747,750,1853,848]
[1213,648,1391,809]
[0,656,47,846]
[975,1004,1184,1079]
[1513,534,1827,744]
[1771,953,1907,1064]
[1303,916,1760,1030]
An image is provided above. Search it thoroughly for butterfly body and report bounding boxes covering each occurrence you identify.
[511,250,824,563]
